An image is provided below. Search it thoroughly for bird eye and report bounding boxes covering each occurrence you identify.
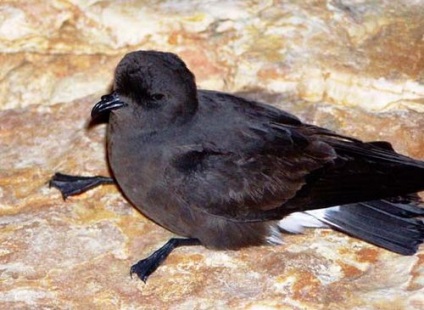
[151,93,165,101]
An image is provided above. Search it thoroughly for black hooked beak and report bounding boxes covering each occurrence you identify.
[91,92,127,119]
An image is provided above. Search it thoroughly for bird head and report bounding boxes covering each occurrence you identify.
[91,50,198,129]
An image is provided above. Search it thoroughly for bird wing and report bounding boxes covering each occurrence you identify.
[166,93,424,222]
[166,119,337,222]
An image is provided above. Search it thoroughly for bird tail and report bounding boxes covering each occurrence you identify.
[305,199,424,255]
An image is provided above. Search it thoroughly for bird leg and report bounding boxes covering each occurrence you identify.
[49,172,115,200]
[130,238,201,283]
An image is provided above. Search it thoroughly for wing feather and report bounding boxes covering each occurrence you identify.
[165,92,424,222]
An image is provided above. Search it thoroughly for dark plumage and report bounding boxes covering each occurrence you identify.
[51,50,424,282]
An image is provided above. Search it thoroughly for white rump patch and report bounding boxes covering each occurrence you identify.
[267,207,341,244]
[278,211,330,234]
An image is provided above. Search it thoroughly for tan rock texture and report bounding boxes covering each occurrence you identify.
[1,1,423,309]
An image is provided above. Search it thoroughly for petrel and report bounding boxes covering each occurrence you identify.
[50,50,424,282]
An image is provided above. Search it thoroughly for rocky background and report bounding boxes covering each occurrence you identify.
[1,1,423,309]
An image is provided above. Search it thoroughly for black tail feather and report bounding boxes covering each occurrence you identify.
[306,200,424,255]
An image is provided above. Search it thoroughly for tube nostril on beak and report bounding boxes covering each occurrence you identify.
[101,93,116,102]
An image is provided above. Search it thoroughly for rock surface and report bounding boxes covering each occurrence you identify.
[1,1,423,309]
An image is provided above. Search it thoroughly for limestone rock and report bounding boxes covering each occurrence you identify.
[1,1,423,308]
